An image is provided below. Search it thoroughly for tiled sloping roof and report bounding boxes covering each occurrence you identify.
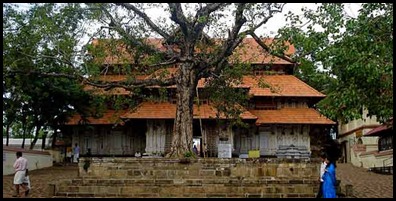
[97,75,148,82]
[242,75,325,97]
[144,68,250,89]
[249,108,336,125]
[83,85,131,95]
[91,37,295,65]
[83,74,323,97]
[91,38,165,65]
[120,102,257,120]
[230,38,294,64]
[365,118,393,136]
[65,110,127,125]
[197,78,251,89]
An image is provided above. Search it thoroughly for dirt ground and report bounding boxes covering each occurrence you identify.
[2,164,79,198]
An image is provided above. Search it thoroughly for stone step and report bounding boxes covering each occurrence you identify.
[59,178,317,187]
[55,187,317,198]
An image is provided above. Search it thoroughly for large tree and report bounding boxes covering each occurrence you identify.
[275,3,393,124]
[3,3,294,157]
[3,3,96,149]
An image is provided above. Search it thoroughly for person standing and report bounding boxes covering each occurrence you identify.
[193,145,199,156]
[316,152,327,198]
[73,143,80,163]
[66,146,72,163]
[322,152,337,198]
[12,151,28,197]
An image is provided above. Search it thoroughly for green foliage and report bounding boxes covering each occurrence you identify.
[203,62,251,128]
[183,151,193,158]
[3,3,98,145]
[277,3,393,123]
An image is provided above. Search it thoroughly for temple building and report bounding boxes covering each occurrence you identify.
[61,38,335,158]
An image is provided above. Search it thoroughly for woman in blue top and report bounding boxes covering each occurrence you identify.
[321,153,337,198]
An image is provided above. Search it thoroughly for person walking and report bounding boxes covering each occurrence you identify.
[73,143,80,163]
[23,169,31,197]
[321,152,337,198]
[12,151,28,197]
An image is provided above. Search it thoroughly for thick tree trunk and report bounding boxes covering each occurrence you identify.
[41,131,47,150]
[30,124,42,150]
[166,64,198,158]
[5,124,11,146]
[51,129,58,149]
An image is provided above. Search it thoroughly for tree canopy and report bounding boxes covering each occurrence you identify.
[276,3,393,124]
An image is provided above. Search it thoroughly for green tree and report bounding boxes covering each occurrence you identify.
[276,3,393,124]
[3,3,96,149]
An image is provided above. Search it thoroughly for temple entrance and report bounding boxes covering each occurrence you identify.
[193,121,203,156]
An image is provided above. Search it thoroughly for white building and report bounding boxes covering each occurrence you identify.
[337,108,392,169]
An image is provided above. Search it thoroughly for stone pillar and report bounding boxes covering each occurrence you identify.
[345,184,353,197]
[48,183,56,197]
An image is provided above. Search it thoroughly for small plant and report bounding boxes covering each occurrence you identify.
[184,151,193,158]
[179,151,194,164]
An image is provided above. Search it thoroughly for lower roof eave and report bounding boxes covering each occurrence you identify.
[255,122,336,126]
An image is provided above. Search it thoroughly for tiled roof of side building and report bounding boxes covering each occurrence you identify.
[249,107,336,125]
[242,75,326,97]
[364,118,393,136]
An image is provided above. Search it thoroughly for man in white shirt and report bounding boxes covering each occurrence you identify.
[316,152,327,198]
[12,151,28,197]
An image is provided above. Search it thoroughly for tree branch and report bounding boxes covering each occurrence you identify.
[249,31,296,64]
[84,76,177,90]
[210,3,247,69]
[168,3,190,37]
[4,69,177,91]
[193,3,228,34]
[114,3,171,40]
[250,3,285,31]
[18,51,75,68]
[100,5,168,57]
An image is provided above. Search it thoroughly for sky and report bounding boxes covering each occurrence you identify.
[14,3,362,38]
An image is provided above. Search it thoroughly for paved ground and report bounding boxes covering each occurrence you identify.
[3,163,393,198]
[3,164,79,198]
[336,163,393,198]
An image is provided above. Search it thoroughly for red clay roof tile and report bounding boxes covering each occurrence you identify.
[65,110,127,125]
[249,107,335,125]
[242,75,325,97]
[91,37,295,65]
[120,102,257,120]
